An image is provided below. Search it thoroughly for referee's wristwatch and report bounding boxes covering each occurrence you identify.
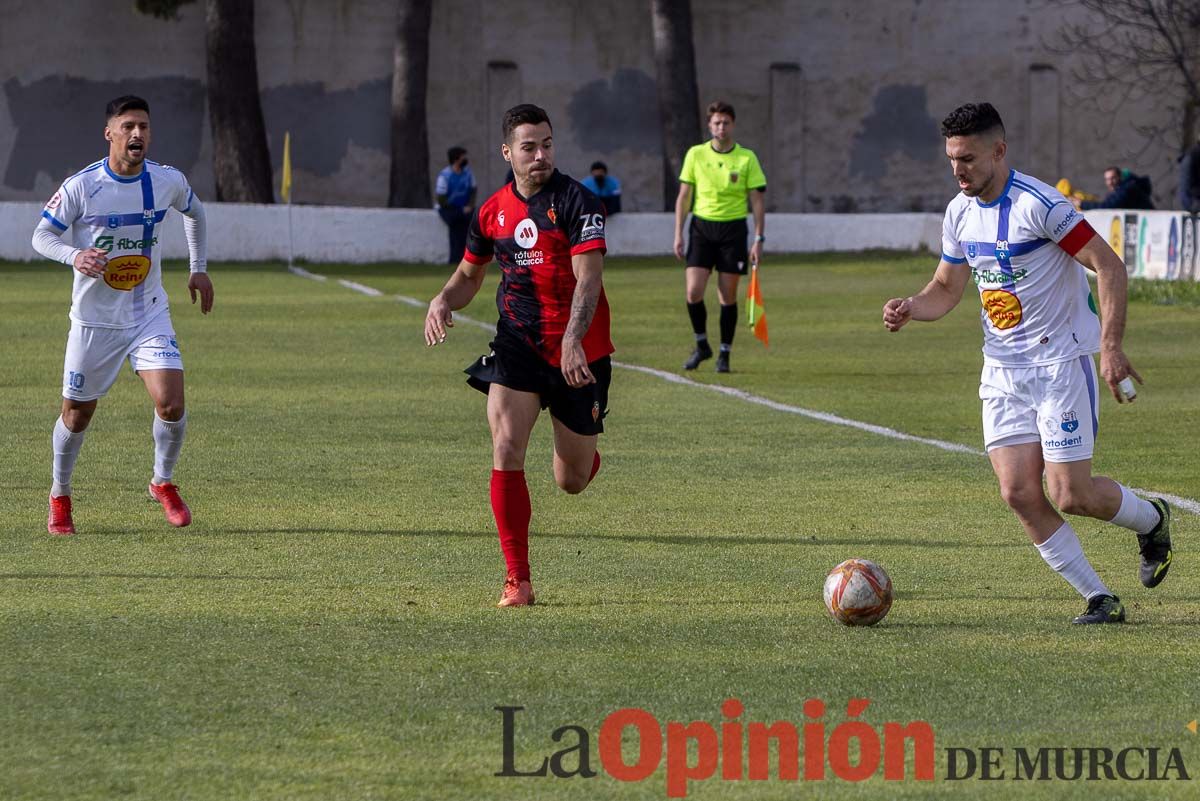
[754,234,765,243]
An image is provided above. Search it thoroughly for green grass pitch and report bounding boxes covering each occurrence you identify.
[1,254,1197,800]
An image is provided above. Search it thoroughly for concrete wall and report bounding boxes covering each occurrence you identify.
[0,0,1187,213]
[3,202,942,263]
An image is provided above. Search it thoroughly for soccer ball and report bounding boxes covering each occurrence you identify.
[823,558,893,626]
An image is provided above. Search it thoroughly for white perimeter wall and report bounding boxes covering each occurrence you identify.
[3,201,942,263]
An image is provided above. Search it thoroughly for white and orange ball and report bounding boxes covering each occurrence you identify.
[823,558,893,626]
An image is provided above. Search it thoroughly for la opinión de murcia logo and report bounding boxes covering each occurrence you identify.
[495,700,1193,796]
[496,698,935,797]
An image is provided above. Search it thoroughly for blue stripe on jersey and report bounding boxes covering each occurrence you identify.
[976,169,1015,208]
[41,210,68,230]
[80,209,168,228]
[68,160,106,180]
[103,160,144,184]
[1079,355,1099,438]
[1012,178,1054,210]
[135,169,157,318]
[942,252,967,264]
[996,196,1015,290]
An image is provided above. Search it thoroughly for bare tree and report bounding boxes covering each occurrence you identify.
[1051,0,1200,155]
[137,0,275,202]
[388,0,433,208]
[650,0,702,211]
[205,0,274,202]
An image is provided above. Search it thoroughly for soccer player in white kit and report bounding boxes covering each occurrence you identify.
[883,103,1171,624]
[31,95,214,535]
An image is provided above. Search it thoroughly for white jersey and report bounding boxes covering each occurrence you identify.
[941,169,1100,367]
[39,159,197,329]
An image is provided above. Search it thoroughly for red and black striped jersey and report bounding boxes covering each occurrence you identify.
[464,170,612,367]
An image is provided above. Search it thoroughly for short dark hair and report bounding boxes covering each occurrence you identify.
[106,95,149,120]
[502,104,552,143]
[940,103,1005,139]
[1104,165,1122,175]
[590,161,607,172]
[447,146,467,165]
[707,100,735,121]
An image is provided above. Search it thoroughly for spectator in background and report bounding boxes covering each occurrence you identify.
[435,146,477,264]
[1076,166,1154,211]
[581,161,622,214]
[1179,135,1200,213]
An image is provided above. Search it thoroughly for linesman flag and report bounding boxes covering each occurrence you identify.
[280,131,293,203]
[747,263,768,346]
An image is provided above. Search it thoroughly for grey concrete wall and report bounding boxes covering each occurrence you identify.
[0,0,1187,212]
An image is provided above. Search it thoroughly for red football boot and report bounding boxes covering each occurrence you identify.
[47,495,75,536]
[496,576,536,608]
[148,482,192,527]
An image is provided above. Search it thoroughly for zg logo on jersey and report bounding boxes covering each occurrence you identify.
[981,289,1023,330]
[103,254,151,291]
[514,218,539,249]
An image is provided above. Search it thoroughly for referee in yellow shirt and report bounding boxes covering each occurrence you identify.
[673,100,767,373]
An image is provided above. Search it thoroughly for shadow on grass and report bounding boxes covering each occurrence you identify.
[0,572,288,581]
[221,527,1027,550]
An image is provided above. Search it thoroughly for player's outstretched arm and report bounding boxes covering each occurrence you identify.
[425,259,486,346]
[560,249,603,388]
[883,258,970,331]
[1073,234,1141,402]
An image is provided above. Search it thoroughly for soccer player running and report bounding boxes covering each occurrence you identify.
[424,104,611,607]
[673,101,766,373]
[883,103,1170,624]
[32,96,213,535]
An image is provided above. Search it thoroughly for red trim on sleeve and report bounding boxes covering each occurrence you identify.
[569,239,606,257]
[462,248,491,266]
[1058,220,1096,257]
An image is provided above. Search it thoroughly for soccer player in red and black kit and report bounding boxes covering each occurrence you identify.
[424,104,612,607]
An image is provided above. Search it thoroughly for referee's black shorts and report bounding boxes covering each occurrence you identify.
[685,216,749,275]
[465,337,611,436]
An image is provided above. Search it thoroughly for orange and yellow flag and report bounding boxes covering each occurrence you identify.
[747,263,768,346]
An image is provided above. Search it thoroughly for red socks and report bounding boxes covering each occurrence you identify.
[589,450,602,483]
[490,469,531,581]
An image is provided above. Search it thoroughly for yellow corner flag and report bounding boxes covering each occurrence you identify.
[280,131,292,203]
[747,263,768,347]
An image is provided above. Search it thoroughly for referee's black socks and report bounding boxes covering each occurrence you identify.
[687,301,708,338]
[719,303,738,348]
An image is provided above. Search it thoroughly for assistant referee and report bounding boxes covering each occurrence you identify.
[672,100,767,373]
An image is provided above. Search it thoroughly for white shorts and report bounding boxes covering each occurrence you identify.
[62,311,183,401]
[980,355,1100,463]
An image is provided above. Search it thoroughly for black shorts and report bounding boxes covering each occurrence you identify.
[465,339,611,436]
[685,216,749,275]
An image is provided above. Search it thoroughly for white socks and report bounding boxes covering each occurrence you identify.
[1107,484,1161,534]
[51,416,86,497]
[152,412,187,484]
[1036,522,1110,600]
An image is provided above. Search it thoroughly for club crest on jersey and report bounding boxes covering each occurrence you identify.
[1060,411,1079,433]
[730,171,740,184]
[514,218,539,250]
[143,209,155,226]
[46,191,61,211]
[995,239,1010,261]
[547,207,557,225]
[967,242,977,259]
[106,213,121,229]
[498,210,506,227]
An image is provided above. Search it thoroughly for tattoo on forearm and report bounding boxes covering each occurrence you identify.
[565,276,600,342]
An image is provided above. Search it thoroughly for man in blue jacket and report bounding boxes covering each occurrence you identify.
[1078,166,1154,210]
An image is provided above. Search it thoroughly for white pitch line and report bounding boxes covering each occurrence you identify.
[306,272,1200,515]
